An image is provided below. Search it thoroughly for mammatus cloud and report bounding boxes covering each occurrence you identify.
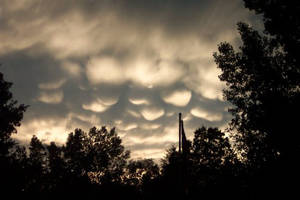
[129,98,150,105]
[141,107,165,121]
[82,97,119,113]
[37,90,64,104]
[86,57,125,85]
[38,79,66,90]
[190,107,223,122]
[61,61,82,78]
[0,0,262,159]
[162,89,192,107]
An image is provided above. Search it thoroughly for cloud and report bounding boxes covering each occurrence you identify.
[82,97,118,113]
[0,0,261,159]
[119,123,138,131]
[190,107,223,122]
[140,123,161,130]
[127,110,142,118]
[38,79,66,90]
[86,56,125,85]
[37,90,64,104]
[14,117,71,145]
[61,61,82,78]
[129,98,150,105]
[126,58,184,88]
[162,89,192,107]
[141,107,165,121]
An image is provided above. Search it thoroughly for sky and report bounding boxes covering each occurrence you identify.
[0,0,262,160]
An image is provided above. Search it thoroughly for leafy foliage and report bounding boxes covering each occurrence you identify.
[214,22,299,164]
[0,71,27,156]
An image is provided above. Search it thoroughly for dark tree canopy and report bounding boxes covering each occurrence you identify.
[214,22,299,164]
[0,71,28,195]
[214,2,300,195]
[192,127,236,169]
[125,159,159,187]
[64,126,130,184]
[160,127,240,199]
[0,71,27,156]
[243,0,300,63]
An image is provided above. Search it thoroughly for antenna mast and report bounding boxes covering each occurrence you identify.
[179,113,182,153]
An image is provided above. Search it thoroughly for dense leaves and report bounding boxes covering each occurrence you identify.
[213,0,300,196]
[0,71,27,156]
[0,71,28,195]
[214,22,299,163]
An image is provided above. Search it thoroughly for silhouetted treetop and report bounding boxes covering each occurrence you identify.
[64,126,130,184]
[243,0,300,61]
[0,71,27,156]
[192,127,236,169]
[125,159,160,187]
[214,22,299,163]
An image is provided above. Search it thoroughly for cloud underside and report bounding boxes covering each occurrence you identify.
[1,0,259,159]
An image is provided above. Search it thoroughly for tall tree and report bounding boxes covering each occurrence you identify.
[64,127,130,185]
[0,71,27,157]
[46,142,66,192]
[160,127,238,199]
[192,127,236,169]
[243,0,300,64]
[214,16,299,195]
[0,71,27,194]
[189,127,239,198]
[214,22,299,164]
[86,126,130,184]
[27,135,47,192]
[125,159,160,187]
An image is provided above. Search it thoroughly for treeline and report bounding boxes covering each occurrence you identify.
[2,70,241,199]
[1,0,299,199]
[0,101,244,199]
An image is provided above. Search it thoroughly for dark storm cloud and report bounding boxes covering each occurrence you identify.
[0,0,261,159]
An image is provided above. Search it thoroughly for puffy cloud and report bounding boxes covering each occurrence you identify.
[37,90,64,104]
[61,61,82,78]
[126,59,184,88]
[190,107,223,122]
[14,117,71,145]
[183,60,225,100]
[86,57,125,85]
[38,79,65,90]
[127,110,142,118]
[162,89,192,107]
[119,123,138,131]
[129,98,150,105]
[82,97,118,113]
[141,107,165,121]
[0,0,261,159]
[140,123,161,130]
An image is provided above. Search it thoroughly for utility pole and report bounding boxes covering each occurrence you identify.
[179,113,182,153]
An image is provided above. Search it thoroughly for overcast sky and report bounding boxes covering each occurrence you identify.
[0,0,262,160]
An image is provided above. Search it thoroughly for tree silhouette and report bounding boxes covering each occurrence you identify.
[189,127,239,198]
[214,13,299,196]
[0,71,27,156]
[243,0,300,65]
[214,22,299,162]
[86,126,130,184]
[64,127,130,185]
[27,135,47,192]
[125,158,159,187]
[160,127,239,199]
[0,71,28,194]
[64,128,88,178]
[192,127,236,169]
[46,142,66,192]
